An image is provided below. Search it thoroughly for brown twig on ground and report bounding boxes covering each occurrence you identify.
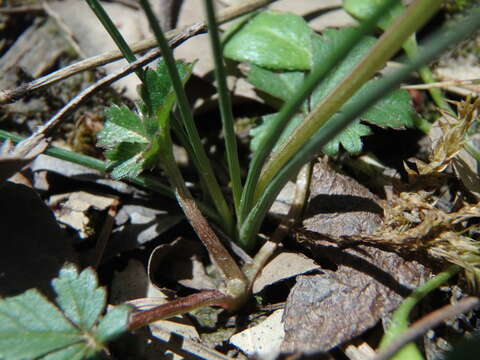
[372,296,480,360]
[0,0,276,104]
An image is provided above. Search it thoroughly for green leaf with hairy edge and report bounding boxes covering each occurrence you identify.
[0,264,130,360]
[97,60,192,180]
[343,0,405,30]
[97,105,149,147]
[140,59,192,117]
[223,10,314,71]
[250,112,371,156]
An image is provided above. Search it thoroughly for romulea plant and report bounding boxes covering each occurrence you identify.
[1,0,480,358]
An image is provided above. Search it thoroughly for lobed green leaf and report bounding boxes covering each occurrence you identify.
[0,264,130,360]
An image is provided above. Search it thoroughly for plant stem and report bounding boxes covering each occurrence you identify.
[204,0,243,218]
[128,290,232,329]
[239,5,480,248]
[378,265,461,360]
[85,0,144,83]
[139,0,235,237]
[155,101,247,298]
[238,0,399,226]
[254,0,442,203]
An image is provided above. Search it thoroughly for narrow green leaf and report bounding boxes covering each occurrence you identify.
[224,10,314,70]
[0,264,130,360]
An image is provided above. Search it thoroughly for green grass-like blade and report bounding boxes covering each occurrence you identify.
[378,265,461,360]
[204,0,243,219]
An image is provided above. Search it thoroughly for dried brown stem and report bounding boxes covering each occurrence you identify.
[372,297,480,360]
[128,289,232,330]
[0,0,275,104]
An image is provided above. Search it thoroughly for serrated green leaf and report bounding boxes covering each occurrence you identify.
[224,10,314,70]
[356,83,414,128]
[321,117,372,155]
[246,64,305,104]
[343,0,405,30]
[0,264,130,360]
[110,152,145,179]
[0,289,80,360]
[97,105,148,148]
[248,27,414,156]
[97,60,192,180]
[52,265,106,331]
[140,59,193,116]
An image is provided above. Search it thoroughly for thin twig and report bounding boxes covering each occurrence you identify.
[402,78,480,90]
[0,5,44,14]
[15,22,204,155]
[0,0,275,104]
[372,296,480,360]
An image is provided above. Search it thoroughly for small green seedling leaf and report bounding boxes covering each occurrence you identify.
[223,10,314,71]
[0,264,130,360]
[343,0,405,30]
[97,59,192,179]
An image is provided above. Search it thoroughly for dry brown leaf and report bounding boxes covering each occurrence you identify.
[281,241,430,354]
[252,252,319,294]
[302,157,384,237]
